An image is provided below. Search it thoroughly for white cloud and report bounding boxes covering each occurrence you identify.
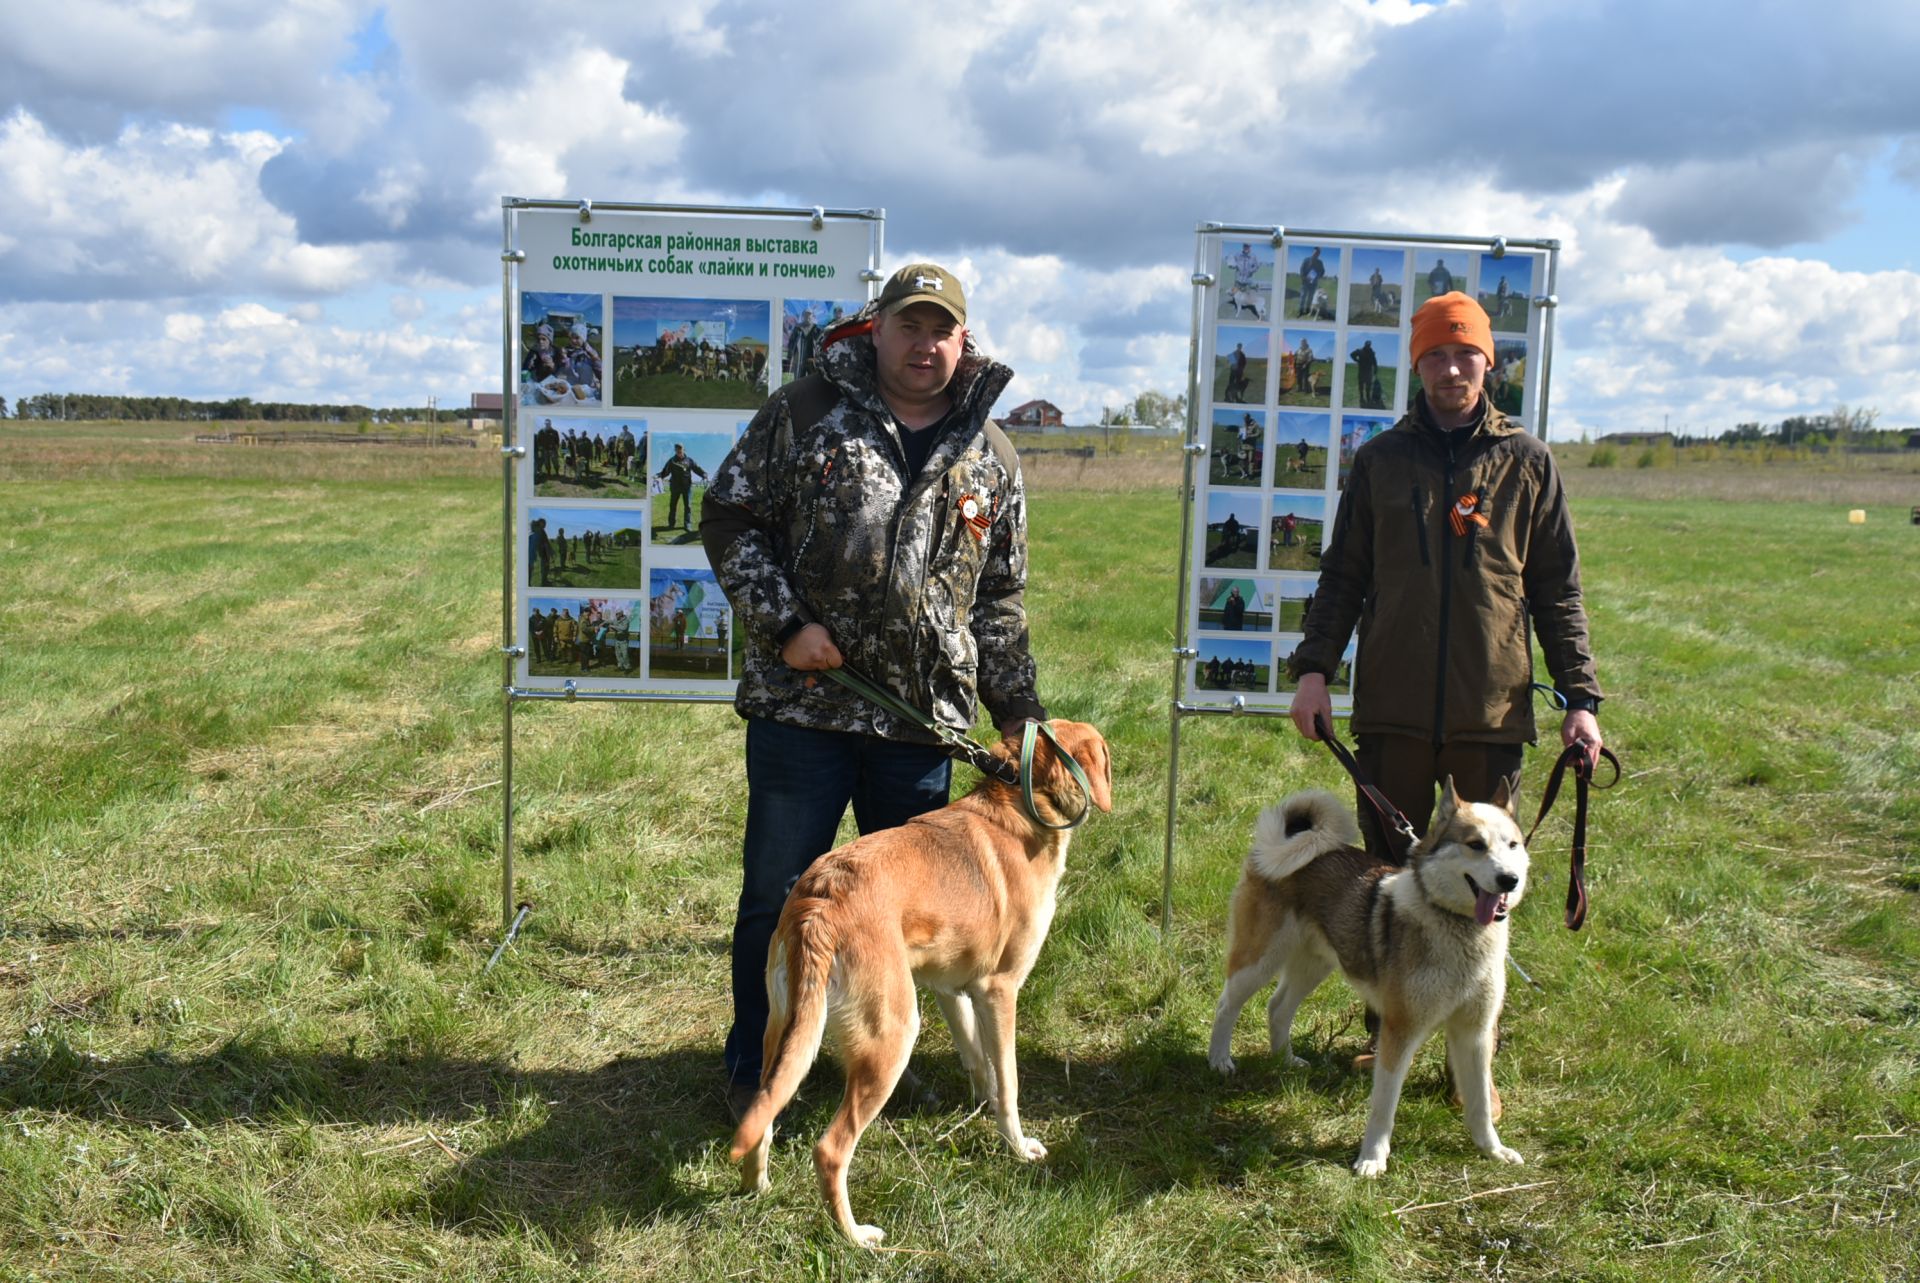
[0,110,378,302]
[0,0,367,136]
[4,0,1920,435]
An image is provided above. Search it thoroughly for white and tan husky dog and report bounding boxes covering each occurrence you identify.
[1208,779,1529,1176]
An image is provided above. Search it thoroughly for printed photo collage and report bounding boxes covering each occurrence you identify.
[516,287,865,692]
[1191,236,1545,706]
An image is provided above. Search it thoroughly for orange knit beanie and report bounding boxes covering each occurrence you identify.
[1410,291,1494,366]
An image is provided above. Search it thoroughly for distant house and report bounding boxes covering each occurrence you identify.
[468,392,504,426]
[1002,399,1064,428]
[1906,432,1920,451]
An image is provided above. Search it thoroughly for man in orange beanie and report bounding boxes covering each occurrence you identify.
[1288,289,1603,859]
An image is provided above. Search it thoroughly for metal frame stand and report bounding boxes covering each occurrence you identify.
[491,197,885,962]
[1159,222,1561,934]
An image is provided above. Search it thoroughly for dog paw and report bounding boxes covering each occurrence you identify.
[848,1223,886,1249]
[739,1170,770,1196]
[1352,1155,1388,1178]
[1209,1052,1238,1075]
[1013,1136,1048,1162]
[1486,1144,1524,1166]
[1284,1052,1309,1069]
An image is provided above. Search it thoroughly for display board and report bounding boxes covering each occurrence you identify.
[1182,229,1557,712]
[506,204,881,695]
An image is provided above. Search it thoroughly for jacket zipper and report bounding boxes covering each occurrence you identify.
[1410,485,1431,566]
[882,400,968,712]
[1433,436,1456,747]
[791,445,839,569]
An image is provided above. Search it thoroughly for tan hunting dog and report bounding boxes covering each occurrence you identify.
[729,720,1112,1247]
[1208,779,1528,1176]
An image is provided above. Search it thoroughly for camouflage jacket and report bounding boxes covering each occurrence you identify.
[1288,396,1600,744]
[701,326,1046,741]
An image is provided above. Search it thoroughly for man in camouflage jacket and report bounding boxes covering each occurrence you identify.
[1289,292,1604,855]
[701,262,1046,1108]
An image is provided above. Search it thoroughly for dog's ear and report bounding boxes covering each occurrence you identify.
[1045,720,1112,816]
[1488,776,1516,817]
[1437,774,1461,819]
[1076,724,1114,814]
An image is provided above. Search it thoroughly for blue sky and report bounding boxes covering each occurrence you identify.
[3,0,1920,437]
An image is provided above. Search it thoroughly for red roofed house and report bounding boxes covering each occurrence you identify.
[1003,399,1064,428]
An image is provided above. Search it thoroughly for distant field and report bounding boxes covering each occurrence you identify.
[0,422,1915,1280]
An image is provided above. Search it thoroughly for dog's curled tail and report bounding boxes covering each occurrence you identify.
[1248,789,1360,882]
[728,907,837,1163]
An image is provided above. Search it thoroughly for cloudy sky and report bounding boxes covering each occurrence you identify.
[4,0,1918,438]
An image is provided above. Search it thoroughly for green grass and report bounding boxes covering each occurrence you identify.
[1479,289,1530,334]
[611,372,764,412]
[1343,364,1398,412]
[1212,356,1267,405]
[1285,271,1339,321]
[1277,358,1332,408]
[1274,447,1329,489]
[533,544,646,592]
[1347,282,1403,328]
[1267,518,1325,570]
[535,468,648,501]
[1,423,1917,1279]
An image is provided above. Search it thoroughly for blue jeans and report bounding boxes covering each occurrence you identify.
[724,717,952,1085]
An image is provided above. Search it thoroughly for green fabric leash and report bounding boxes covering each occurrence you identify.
[1019,718,1094,832]
[820,665,1092,829]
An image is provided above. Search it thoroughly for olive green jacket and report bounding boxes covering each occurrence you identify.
[1289,398,1601,743]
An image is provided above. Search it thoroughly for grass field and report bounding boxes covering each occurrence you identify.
[1278,358,1332,408]
[1212,356,1267,405]
[2,421,1918,1280]
[1479,287,1530,335]
[1206,423,1262,487]
[535,468,648,502]
[1344,364,1398,412]
[611,372,765,412]
[1267,517,1325,571]
[1275,446,1329,490]
[534,544,645,592]
[1285,271,1339,322]
[652,484,708,540]
[1347,282,1403,329]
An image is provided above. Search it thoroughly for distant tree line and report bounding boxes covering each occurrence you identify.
[1101,389,1187,428]
[2,393,460,423]
[1704,405,1907,451]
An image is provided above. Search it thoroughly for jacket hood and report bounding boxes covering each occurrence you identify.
[820,309,1014,429]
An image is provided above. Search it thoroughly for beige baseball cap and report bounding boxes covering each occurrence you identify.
[876,262,966,325]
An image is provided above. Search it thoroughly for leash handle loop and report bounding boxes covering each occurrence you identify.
[1019,719,1094,831]
[1525,740,1622,931]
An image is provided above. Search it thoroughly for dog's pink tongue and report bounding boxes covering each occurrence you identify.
[1475,889,1504,927]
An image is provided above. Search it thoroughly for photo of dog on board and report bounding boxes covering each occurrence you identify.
[1219,239,1276,321]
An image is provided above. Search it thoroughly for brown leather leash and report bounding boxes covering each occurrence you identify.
[1524,740,1622,931]
[1312,714,1418,863]
[1314,713,1621,931]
